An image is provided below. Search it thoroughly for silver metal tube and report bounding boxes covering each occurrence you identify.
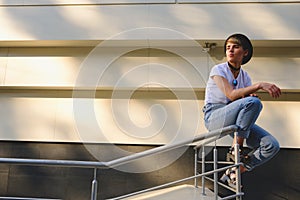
[107,125,239,168]
[194,125,238,150]
[91,168,98,200]
[0,158,107,169]
[220,193,244,200]
[204,176,236,193]
[0,125,238,170]
[234,131,242,200]
[194,148,198,188]
[213,148,218,200]
[0,198,61,200]
[201,146,206,195]
[198,161,234,165]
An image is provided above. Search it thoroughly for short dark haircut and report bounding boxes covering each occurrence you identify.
[224,33,253,65]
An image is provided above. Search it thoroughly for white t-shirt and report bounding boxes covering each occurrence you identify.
[204,62,252,104]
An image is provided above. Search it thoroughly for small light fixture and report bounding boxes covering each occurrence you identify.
[202,42,217,52]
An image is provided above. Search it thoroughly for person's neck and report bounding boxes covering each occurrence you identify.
[228,62,240,78]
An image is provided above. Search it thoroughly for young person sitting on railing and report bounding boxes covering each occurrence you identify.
[202,33,281,188]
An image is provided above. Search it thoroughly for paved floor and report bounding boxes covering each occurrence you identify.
[123,184,219,200]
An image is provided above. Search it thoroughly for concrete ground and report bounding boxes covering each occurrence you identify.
[122,184,219,200]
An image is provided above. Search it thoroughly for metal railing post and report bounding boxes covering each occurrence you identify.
[194,148,198,188]
[234,131,242,200]
[91,168,98,200]
[201,146,206,195]
[213,147,218,200]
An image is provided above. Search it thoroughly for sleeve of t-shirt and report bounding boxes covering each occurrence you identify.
[210,65,227,79]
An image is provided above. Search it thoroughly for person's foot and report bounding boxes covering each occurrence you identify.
[220,168,237,188]
[227,146,251,162]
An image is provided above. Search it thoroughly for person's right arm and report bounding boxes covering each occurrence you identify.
[212,75,281,101]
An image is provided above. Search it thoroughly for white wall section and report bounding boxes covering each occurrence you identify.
[0,1,299,148]
[0,3,298,40]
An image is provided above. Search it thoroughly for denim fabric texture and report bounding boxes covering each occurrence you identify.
[203,96,280,170]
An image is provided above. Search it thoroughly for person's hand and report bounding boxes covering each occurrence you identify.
[259,82,281,98]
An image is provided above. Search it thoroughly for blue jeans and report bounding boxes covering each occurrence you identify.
[203,97,280,170]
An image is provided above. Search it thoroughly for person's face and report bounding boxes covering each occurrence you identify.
[225,39,248,65]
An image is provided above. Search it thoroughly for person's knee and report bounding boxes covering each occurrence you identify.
[246,96,263,111]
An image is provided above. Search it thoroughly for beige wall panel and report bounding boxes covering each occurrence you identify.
[0,48,8,85]
[54,99,81,141]
[0,97,204,144]
[246,57,300,89]
[3,0,175,5]
[21,0,102,5]
[0,97,298,148]
[94,48,210,88]
[0,4,298,40]
[0,98,57,141]
[0,0,298,6]
[1,47,209,88]
[2,47,91,86]
[1,46,300,89]
[74,98,204,144]
[5,57,79,86]
[99,0,175,3]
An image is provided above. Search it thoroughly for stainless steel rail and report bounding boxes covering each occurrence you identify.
[0,125,238,169]
[0,198,61,200]
[195,129,243,200]
[0,158,107,169]
[0,125,239,200]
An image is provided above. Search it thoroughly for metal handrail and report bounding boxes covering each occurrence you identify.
[0,125,238,200]
[0,125,238,169]
[106,125,238,168]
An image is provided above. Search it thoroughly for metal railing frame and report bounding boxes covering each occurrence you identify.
[0,125,242,200]
[194,130,244,200]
